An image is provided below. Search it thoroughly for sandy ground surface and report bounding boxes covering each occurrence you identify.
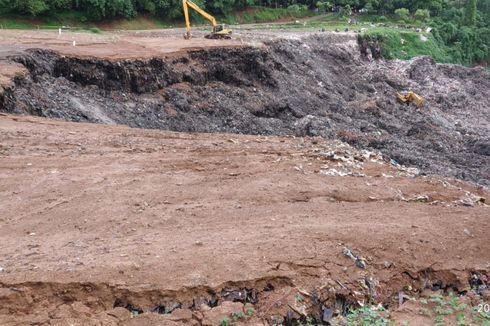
[0,114,488,325]
[0,29,246,60]
[0,27,350,62]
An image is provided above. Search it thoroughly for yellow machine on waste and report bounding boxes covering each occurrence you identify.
[182,0,232,39]
[396,91,425,109]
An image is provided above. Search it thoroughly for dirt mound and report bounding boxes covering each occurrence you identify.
[1,34,489,186]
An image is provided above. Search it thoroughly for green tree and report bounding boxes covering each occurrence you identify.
[377,0,394,14]
[3,0,48,15]
[335,0,359,8]
[363,0,376,12]
[437,22,458,43]
[394,7,410,21]
[339,4,352,15]
[414,8,430,22]
[478,0,490,21]
[206,0,236,16]
[46,0,71,10]
[316,0,333,12]
[463,0,477,25]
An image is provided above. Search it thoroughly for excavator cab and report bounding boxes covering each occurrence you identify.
[207,24,232,39]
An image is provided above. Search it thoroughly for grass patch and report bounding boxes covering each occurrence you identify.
[0,18,34,29]
[0,12,175,30]
[360,29,455,63]
[0,11,89,29]
[254,13,418,33]
[235,6,314,24]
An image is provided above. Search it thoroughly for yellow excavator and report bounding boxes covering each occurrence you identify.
[396,91,424,109]
[182,0,232,39]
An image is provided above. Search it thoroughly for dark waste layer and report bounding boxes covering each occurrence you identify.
[2,35,489,186]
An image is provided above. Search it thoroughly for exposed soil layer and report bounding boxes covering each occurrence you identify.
[1,33,489,187]
[0,115,489,325]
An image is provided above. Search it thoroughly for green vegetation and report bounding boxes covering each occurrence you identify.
[0,0,489,65]
[394,8,410,22]
[421,293,490,325]
[245,308,254,316]
[358,2,490,66]
[238,6,313,24]
[231,311,244,321]
[472,302,490,325]
[430,0,490,65]
[219,309,256,325]
[346,305,392,326]
[219,317,230,326]
[0,0,313,22]
[464,0,478,26]
[343,295,490,325]
[360,30,455,63]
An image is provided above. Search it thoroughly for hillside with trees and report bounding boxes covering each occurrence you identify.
[0,0,489,65]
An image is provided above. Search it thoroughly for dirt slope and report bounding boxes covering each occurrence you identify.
[0,114,488,325]
[1,32,489,187]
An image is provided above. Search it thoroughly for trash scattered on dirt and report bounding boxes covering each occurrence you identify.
[342,246,366,269]
[457,191,486,207]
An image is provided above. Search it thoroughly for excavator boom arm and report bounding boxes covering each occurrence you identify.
[182,0,217,35]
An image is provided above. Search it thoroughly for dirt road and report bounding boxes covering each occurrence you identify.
[0,114,488,325]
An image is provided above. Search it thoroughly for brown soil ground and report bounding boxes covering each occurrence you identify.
[0,114,488,325]
[0,29,243,60]
[0,62,27,95]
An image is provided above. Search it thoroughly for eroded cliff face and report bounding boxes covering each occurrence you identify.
[2,35,490,185]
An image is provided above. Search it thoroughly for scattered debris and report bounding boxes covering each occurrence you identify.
[3,34,488,187]
[457,192,486,207]
[342,247,367,269]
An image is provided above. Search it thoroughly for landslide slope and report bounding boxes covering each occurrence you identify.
[1,33,489,185]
